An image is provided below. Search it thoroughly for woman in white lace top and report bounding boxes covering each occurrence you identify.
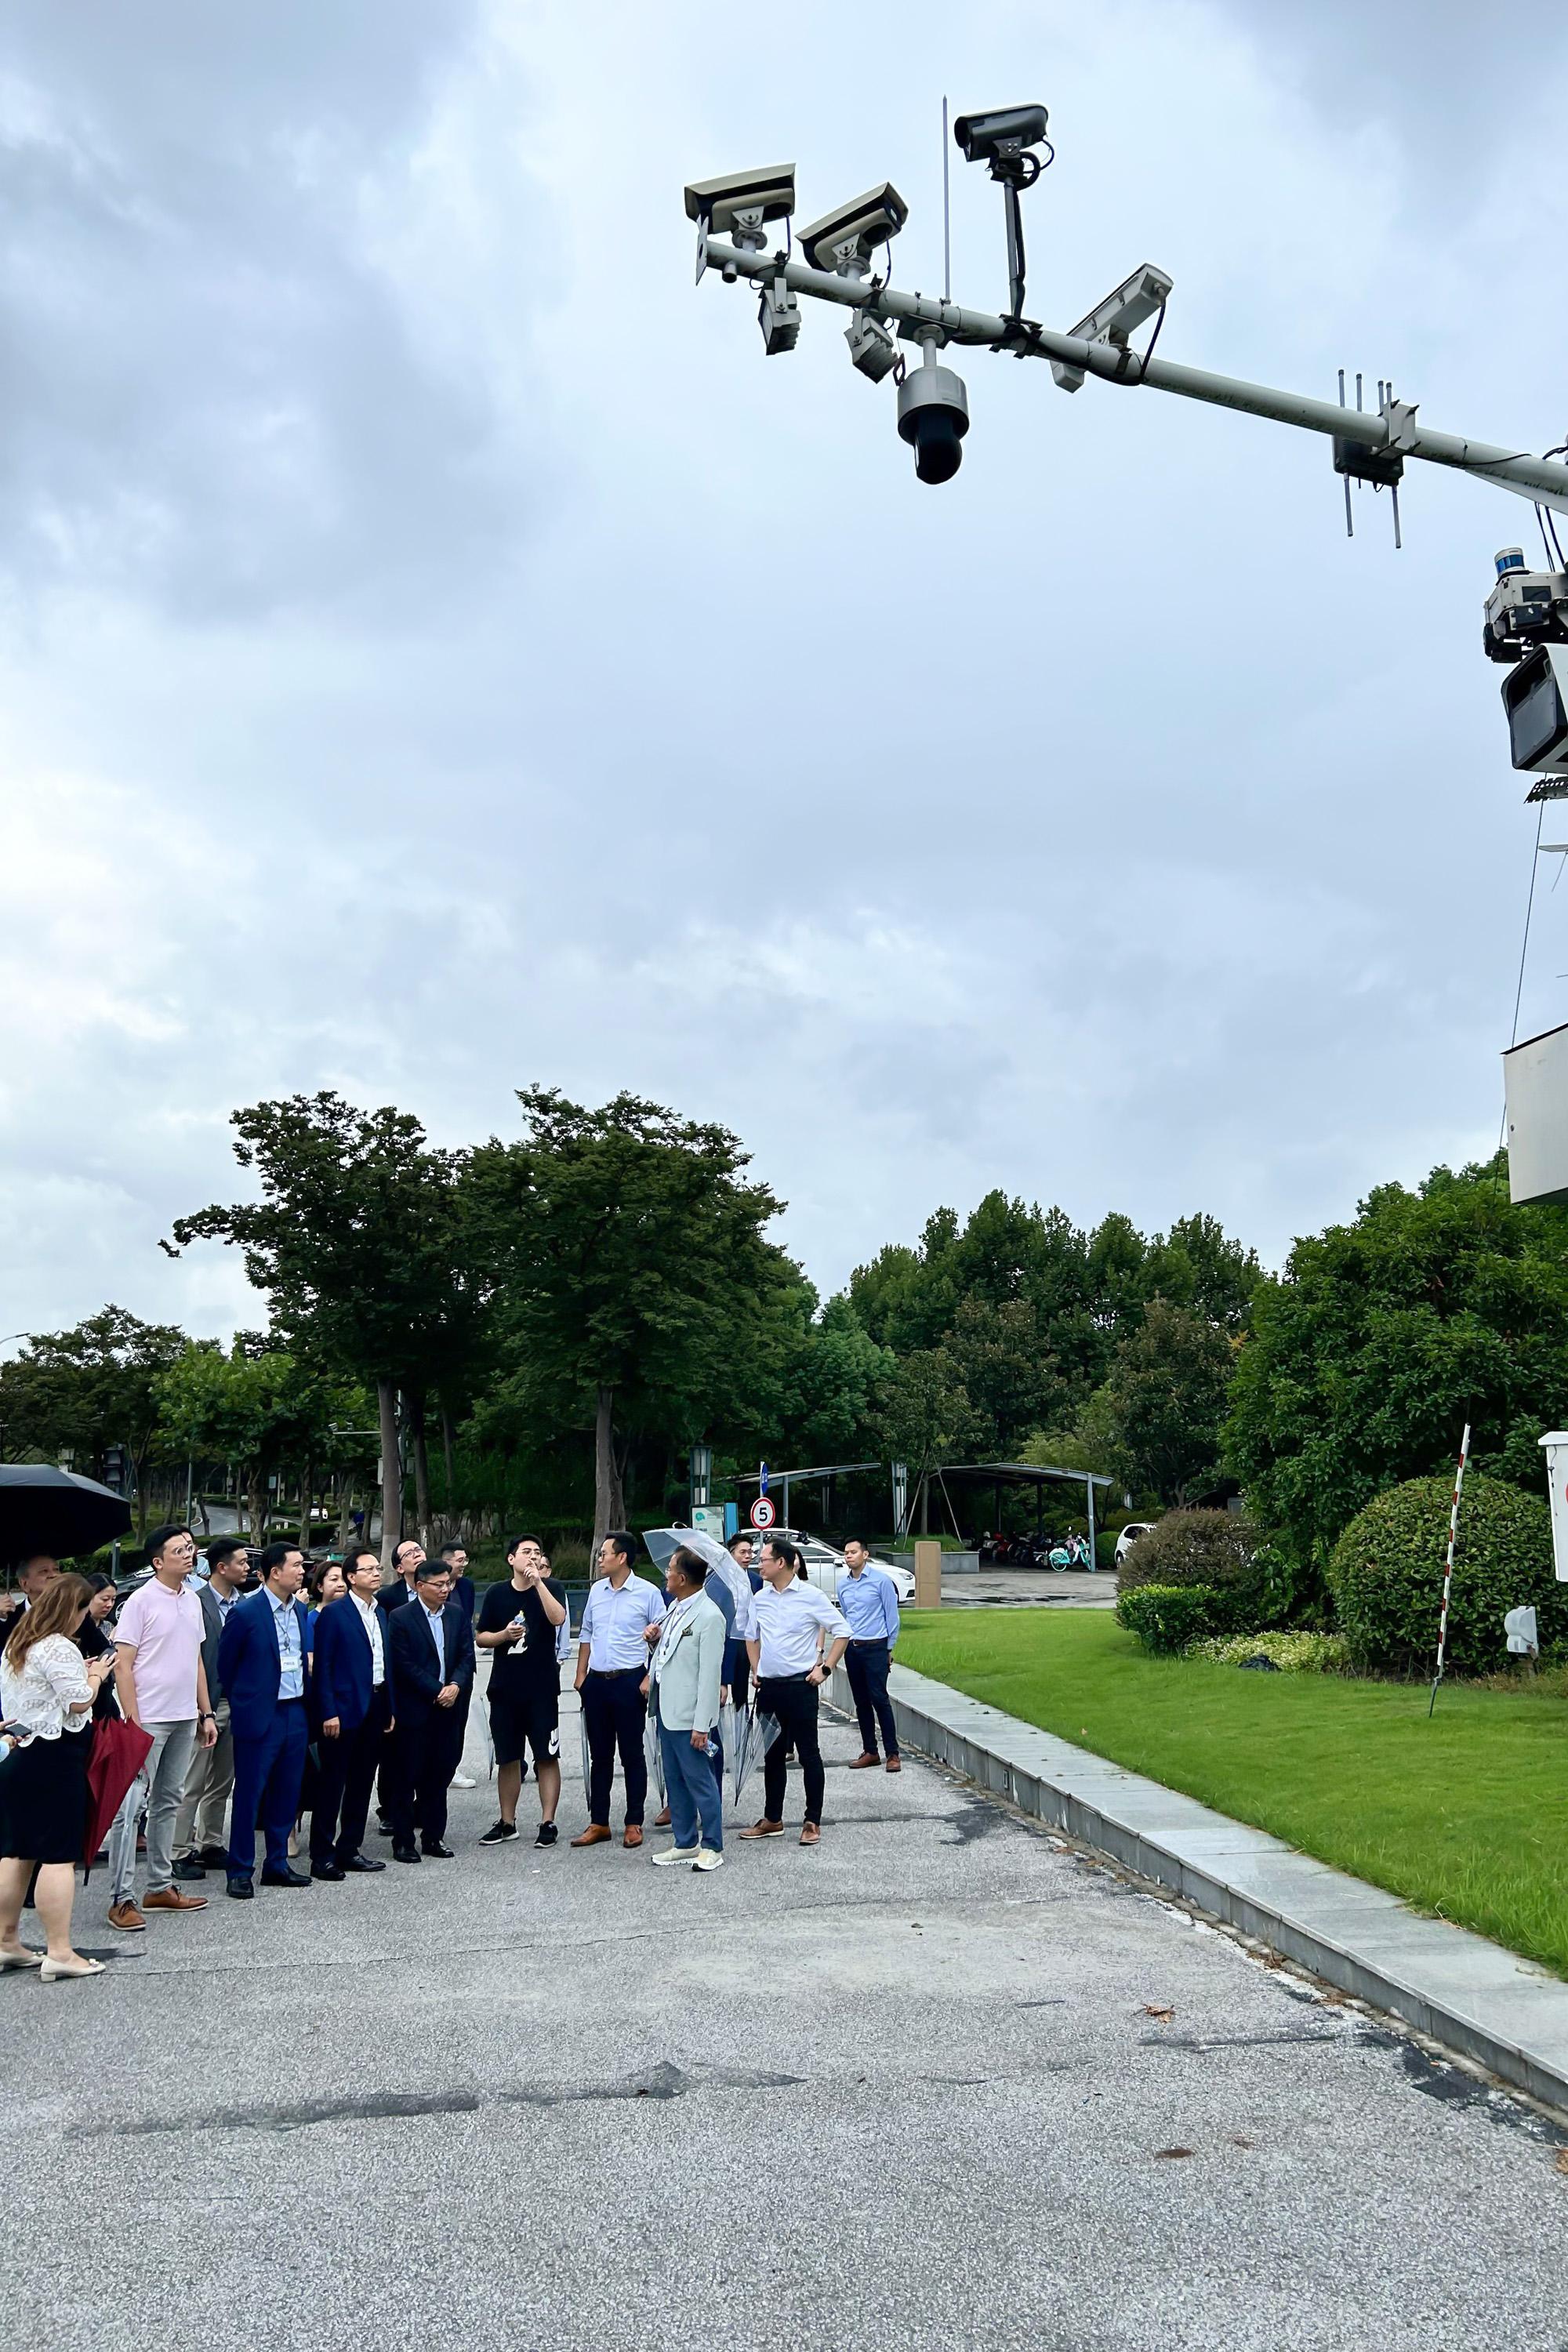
[0,1573,114,1980]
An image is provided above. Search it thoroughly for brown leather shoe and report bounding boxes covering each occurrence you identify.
[570,1825,612,1848]
[654,1806,672,1828]
[107,1901,146,1933]
[143,1887,208,1911]
[799,1822,822,1846]
[848,1752,880,1769]
[622,1824,644,1849]
[738,1819,785,1840]
[885,1755,902,1772]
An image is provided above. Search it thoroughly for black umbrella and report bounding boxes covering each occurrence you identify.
[0,1465,132,1570]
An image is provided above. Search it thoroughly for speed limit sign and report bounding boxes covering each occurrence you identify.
[749,1495,777,1530]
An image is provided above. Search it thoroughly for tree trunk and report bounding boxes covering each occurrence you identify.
[334,1472,353,1551]
[247,1465,269,1544]
[441,1405,456,1508]
[297,1456,313,1548]
[409,1393,432,1551]
[377,1380,402,1568]
[592,1384,625,1572]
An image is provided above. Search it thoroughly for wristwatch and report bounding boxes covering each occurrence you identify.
[199,1711,216,1724]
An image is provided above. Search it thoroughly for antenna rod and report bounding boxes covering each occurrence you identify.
[942,95,952,303]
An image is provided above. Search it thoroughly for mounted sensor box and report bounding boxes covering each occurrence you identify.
[1504,1018,1568,1203]
[1502,644,1568,774]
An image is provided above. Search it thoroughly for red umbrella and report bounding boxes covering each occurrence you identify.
[82,1717,152,1879]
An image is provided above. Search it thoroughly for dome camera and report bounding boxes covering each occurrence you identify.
[897,355,970,485]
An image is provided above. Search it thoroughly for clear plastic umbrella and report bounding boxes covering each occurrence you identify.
[729,1698,781,1804]
[644,1701,666,1805]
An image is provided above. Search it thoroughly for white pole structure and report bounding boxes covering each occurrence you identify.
[1428,1422,1472,1716]
[695,234,1568,517]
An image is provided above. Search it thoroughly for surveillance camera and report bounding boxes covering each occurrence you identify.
[798,183,908,275]
[897,356,969,485]
[758,274,800,356]
[1503,642,1568,775]
[683,165,796,245]
[952,105,1049,165]
[845,310,898,383]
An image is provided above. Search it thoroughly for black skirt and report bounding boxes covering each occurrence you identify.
[0,1727,90,1865]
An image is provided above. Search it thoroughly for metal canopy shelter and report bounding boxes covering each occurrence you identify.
[926,1461,1116,1562]
[731,1461,879,1530]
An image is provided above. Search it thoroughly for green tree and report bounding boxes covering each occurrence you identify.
[0,1305,187,1530]
[154,1341,362,1543]
[765,1292,895,1467]
[1098,1301,1236,1505]
[168,1093,488,1559]
[466,1087,795,1548]
[1224,1153,1568,1566]
[874,1347,983,1533]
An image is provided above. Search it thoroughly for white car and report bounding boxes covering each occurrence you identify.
[1114,1521,1156,1569]
[766,1529,916,1605]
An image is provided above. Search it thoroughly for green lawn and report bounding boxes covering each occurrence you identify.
[898,1609,1568,1976]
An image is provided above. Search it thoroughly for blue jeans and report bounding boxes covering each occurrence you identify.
[659,1721,723,1853]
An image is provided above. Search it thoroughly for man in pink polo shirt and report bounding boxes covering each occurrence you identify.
[106,1524,218,1933]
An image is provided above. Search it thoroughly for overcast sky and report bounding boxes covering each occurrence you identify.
[3,0,1567,1348]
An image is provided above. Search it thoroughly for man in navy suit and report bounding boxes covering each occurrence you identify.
[309,1544,397,1882]
[387,1559,474,1863]
[219,1540,313,1898]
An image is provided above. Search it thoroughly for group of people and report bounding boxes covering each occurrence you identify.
[0,1517,907,1980]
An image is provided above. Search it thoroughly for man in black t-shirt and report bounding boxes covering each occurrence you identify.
[475,1534,568,1849]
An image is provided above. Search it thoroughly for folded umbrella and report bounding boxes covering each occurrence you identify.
[729,1699,781,1805]
[0,1465,132,1571]
[82,1715,154,1881]
[643,1702,666,1806]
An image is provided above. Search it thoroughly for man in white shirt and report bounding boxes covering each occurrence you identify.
[571,1531,665,1849]
[739,1537,851,1847]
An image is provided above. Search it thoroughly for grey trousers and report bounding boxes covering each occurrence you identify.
[173,1699,234,1858]
[108,1719,198,1901]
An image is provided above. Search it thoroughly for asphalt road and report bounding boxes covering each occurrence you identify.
[12,1693,1568,2352]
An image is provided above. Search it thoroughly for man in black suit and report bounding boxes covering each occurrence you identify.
[378,1538,424,1620]
[387,1560,474,1864]
[373,1538,423,1831]
[310,1545,396,1881]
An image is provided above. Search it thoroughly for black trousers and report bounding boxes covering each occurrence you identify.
[759,1675,824,1825]
[582,1670,648,1828]
[311,1686,391,1864]
[390,1702,464,1849]
[845,1640,899,1758]
[724,1637,750,1714]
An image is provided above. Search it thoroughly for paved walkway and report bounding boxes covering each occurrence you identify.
[10,1694,1568,2351]
[852,1658,1568,2114]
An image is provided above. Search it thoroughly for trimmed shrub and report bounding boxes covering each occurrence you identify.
[1116,1509,1281,1629]
[1188,1630,1352,1675]
[1116,1582,1226,1654]
[1327,1472,1562,1678]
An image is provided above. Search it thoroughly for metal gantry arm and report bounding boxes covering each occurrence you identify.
[698,234,1568,517]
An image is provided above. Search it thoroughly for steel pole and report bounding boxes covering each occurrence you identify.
[701,238,1568,514]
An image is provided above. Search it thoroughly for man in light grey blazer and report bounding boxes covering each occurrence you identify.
[643,1548,726,1871]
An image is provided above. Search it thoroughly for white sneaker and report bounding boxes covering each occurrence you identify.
[449,1771,477,1790]
[651,1845,700,1867]
[693,1848,725,1872]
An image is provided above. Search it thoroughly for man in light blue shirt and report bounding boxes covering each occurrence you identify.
[836,1537,902,1773]
[572,1533,665,1849]
[266,1577,306,1700]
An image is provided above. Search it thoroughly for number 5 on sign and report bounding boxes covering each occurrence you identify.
[750,1496,777,1531]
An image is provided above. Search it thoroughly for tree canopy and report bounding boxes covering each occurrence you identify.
[1224,1154,1568,1563]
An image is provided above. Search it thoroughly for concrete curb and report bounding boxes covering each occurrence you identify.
[831,1657,1568,2114]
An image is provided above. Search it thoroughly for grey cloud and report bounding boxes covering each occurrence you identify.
[0,0,546,620]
